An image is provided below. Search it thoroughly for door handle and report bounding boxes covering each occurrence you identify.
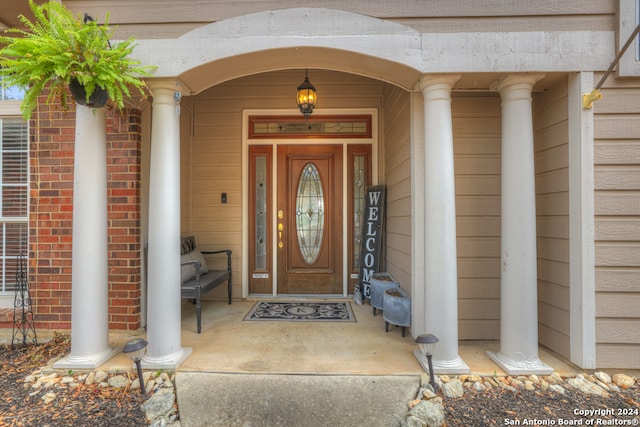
[278,223,284,248]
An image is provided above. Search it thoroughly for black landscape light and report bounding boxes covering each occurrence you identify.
[122,338,148,394]
[415,334,439,391]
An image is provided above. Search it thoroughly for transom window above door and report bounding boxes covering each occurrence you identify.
[248,115,372,138]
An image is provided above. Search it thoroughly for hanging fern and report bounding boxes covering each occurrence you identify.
[0,0,155,119]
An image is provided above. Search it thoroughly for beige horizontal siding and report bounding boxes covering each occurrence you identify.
[181,96,194,234]
[595,141,640,164]
[596,319,640,343]
[596,344,640,369]
[453,95,501,340]
[533,77,570,360]
[593,73,640,369]
[596,293,640,318]
[596,269,640,292]
[595,216,640,241]
[63,0,616,22]
[381,84,412,290]
[62,0,616,38]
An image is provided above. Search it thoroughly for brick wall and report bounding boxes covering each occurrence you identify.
[28,99,142,331]
[106,109,142,330]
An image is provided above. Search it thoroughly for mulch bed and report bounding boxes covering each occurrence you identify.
[443,382,640,427]
[0,333,148,427]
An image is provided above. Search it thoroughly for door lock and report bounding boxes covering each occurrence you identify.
[278,223,284,248]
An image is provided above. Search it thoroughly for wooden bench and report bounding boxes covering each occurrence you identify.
[180,236,232,333]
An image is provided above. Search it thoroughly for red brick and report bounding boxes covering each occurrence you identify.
[21,98,143,332]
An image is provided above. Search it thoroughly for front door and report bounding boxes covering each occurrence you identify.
[276,145,343,294]
[246,113,374,296]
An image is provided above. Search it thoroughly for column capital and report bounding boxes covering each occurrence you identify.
[146,78,190,100]
[491,73,545,94]
[418,74,462,92]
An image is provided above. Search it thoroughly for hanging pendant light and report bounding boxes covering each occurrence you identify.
[296,69,317,118]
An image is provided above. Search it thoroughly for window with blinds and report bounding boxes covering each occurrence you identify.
[0,117,29,292]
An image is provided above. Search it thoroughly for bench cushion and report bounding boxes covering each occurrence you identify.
[181,249,209,282]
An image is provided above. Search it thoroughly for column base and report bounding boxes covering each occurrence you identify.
[142,347,192,370]
[53,346,120,370]
[487,351,554,376]
[413,349,470,375]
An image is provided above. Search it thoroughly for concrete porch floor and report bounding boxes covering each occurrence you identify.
[98,299,578,376]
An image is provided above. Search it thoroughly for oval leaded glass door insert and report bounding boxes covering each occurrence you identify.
[296,163,325,264]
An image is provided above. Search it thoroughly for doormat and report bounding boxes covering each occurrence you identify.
[244,301,356,322]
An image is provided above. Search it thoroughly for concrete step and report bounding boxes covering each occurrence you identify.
[175,373,420,427]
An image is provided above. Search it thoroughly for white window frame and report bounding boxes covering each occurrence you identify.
[0,100,28,308]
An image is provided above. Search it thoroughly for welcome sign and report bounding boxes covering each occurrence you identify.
[357,185,386,298]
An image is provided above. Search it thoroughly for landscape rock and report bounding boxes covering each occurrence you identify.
[84,371,95,385]
[473,381,486,392]
[546,373,563,383]
[422,388,437,399]
[595,380,610,391]
[107,375,130,389]
[612,373,636,388]
[567,375,609,397]
[141,387,176,423]
[408,399,422,409]
[61,376,75,384]
[41,392,56,404]
[484,377,499,388]
[94,370,108,383]
[540,379,549,392]
[406,398,445,427]
[510,378,524,388]
[548,384,565,394]
[499,383,517,393]
[459,374,482,383]
[594,371,611,384]
[441,379,464,398]
[403,415,429,427]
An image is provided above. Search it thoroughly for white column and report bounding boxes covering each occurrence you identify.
[414,74,469,374]
[54,105,118,369]
[487,74,553,375]
[143,81,191,369]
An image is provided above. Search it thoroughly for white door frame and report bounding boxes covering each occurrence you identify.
[241,108,378,298]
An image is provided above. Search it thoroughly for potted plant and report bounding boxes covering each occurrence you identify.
[0,0,154,120]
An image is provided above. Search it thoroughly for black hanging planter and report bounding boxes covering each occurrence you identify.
[69,78,109,108]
